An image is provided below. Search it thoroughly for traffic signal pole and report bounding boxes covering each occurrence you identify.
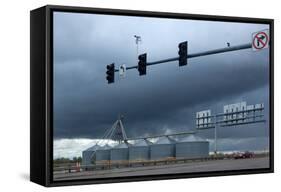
[113,42,252,72]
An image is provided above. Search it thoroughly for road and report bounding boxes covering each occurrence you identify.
[54,157,269,181]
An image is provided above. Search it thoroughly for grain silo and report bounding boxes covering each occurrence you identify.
[176,136,209,159]
[93,144,111,165]
[129,139,151,162]
[82,144,100,166]
[150,137,176,160]
[110,142,130,163]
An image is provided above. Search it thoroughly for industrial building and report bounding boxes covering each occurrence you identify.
[81,117,210,167]
[93,144,111,165]
[82,144,99,166]
[129,139,151,161]
[150,137,176,160]
[82,138,210,166]
[110,142,131,163]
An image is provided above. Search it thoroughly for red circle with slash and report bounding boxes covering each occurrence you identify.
[253,32,269,50]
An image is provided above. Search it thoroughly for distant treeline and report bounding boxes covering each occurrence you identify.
[53,157,82,164]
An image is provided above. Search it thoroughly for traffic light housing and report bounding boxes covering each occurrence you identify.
[178,41,188,66]
[106,63,115,84]
[138,53,147,76]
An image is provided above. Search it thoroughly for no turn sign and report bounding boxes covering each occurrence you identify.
[119,64,126,78]
[252,29,269,51]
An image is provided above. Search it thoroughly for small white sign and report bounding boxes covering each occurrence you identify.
[119,64,126,78]
[252,29,269,51]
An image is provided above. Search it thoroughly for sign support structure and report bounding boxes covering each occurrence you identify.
[196,102,266,156]
[214,115,217,155]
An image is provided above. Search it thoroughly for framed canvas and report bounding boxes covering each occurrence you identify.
[30,5,274,187]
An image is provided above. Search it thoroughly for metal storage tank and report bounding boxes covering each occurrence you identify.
[176,137,209,159]
[129,139,151,161]
[93,144,111,165]
[150,137,176,160]
[82,144,100,166]
[110,142,130,163]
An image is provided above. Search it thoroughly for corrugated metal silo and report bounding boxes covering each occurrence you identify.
[176,137,209,159]
[82,144,100,166]
[150,137,176,160]
[129,139,151,161]
[110,142,130,163]
[94,144,111,165]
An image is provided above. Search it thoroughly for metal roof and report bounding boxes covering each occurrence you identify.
[97,144,111,150]
[131,139,151,147]
[178,135,206,142]
[85,144,100,151]
[113,142,130,149]
[155,137,176,144]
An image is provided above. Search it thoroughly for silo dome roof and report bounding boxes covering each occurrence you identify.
[132,139,152,147]
[85,144,100,151]
[155,137,176,144]
[113,142,130,149]
[97,144,111,150]
[179,135,206,142]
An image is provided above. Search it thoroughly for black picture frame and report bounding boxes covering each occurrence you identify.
[30,5,274,187]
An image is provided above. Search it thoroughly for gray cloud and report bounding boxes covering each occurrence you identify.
[53,11,270,152]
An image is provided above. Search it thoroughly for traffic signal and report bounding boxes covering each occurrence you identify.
[106,63,115,84]
[178,41,188,66]
[138,53,147,76]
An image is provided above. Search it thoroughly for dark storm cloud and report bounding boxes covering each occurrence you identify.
[53,12,270,144]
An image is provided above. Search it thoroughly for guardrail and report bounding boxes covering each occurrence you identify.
[53,153,269,173]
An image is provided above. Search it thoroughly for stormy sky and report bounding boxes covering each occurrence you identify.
[53,12,270,158]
